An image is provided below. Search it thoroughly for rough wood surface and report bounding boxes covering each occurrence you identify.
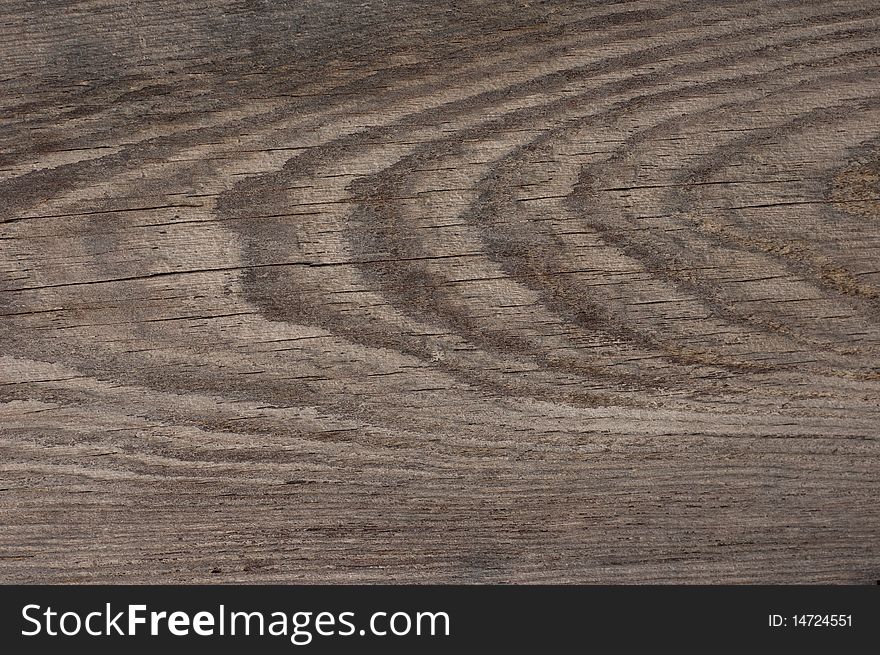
[1,0,878,583]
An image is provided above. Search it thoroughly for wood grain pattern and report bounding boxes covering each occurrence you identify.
[1,0,878,583]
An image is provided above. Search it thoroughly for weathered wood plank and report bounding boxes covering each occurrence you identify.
[0,0,878,583]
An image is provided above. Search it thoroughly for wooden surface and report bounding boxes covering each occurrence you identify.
[1,0,878,583]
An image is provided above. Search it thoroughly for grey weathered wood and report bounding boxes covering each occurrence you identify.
[1,0,878,583]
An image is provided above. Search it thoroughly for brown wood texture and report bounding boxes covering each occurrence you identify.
[1,0,879,583]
